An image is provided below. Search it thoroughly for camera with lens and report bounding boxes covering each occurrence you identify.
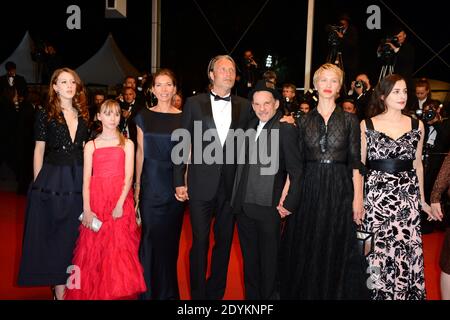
[327,24,344,47]
[245,57,256,68]
[378,36,400,64]
[304,88,318,107]
[354,80,367,91]
[385,36,400,48]
[415,108,437,123]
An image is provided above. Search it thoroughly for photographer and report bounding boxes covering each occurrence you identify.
[0,61,28,98]
[410,78,432,117]
[378,28,415,83]
[236,49,261,97]
[327,14,359,89]
[281,83,299,116]
[117,75,147,106]
[118,86,143,148]
[421,100,450,233]
[348,73,373,120]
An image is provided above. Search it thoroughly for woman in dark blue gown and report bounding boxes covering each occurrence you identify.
[134,69,184,300]
[18,68,89,299]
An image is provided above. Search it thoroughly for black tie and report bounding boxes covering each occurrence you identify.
[211,92,231,102]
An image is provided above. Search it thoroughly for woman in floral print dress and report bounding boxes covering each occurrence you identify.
[361,74,435,300]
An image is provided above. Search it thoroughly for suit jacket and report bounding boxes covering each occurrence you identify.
[173,92,252,201]
[409,96,431,116]
[231,111,301,219]
[394,41,415,80]
[348,88,373,121]
[0,74,28,97]
[120,100,143,147]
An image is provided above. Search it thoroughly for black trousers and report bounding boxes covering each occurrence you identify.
[237,205,280,300]
[188,181,235,300]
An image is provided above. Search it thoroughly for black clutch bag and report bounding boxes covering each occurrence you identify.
[356,228,374,257]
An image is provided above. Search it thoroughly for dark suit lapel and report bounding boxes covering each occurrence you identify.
[247,117,259,131]
[258,111,282,142]
[230,96,241,131]
[223,95,243,149]
[200,94,216,131]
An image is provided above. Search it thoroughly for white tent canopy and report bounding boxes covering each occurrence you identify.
[0,31,38,83]
[76,33,139,86]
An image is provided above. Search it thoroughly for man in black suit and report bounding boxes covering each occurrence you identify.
[347,73,373,121]
[0,61,28,179]
[0,61,28,98]
[118,86,143,148]
[230,81,301,299]
[173,55,252,299]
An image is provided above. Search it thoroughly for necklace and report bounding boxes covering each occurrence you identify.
[98,134,117,141]
[62,107,78,119]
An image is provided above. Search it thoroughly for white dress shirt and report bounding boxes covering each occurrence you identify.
[426,126,437,146]
[210,92,232,146]
[418,98,426,110]
[255,121,267,141]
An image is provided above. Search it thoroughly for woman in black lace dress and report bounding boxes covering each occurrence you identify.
[280,63,368,299]
[18,68,89,299]
[361,74,435,300]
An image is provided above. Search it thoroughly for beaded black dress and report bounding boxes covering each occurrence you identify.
[280,106,368,299]
[18,109,89,286]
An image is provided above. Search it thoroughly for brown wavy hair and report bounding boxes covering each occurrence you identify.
[152,68,178,87]
[366,74,406,118]
[46,67,89,123]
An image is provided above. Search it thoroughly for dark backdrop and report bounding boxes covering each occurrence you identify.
[0,0,448,97]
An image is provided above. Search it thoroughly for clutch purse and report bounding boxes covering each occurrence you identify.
[135,201,142,227]
[78,212,103,232]
[356,228,374,257]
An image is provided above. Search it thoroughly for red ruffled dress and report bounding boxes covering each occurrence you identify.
[65,145,146,300]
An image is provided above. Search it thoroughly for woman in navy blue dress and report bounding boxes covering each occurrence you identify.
[134,69,184,299]
[18,68,89,299]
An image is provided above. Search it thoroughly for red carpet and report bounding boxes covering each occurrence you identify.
[0,191,444,300]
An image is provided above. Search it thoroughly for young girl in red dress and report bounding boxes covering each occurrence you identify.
[65,99,146,299]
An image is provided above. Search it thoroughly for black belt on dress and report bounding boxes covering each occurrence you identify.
[31,186,82,196]
[368,159,413,173]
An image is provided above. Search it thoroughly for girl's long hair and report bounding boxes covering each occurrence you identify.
[96,99,125,146]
